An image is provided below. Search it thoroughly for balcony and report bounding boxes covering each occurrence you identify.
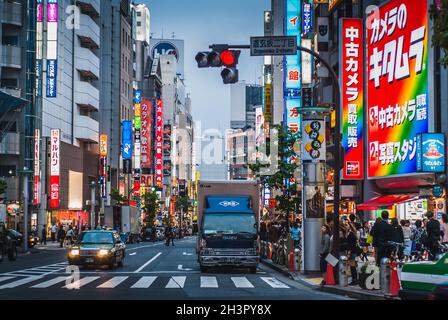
[0,45,22,69]
[74,80,99,112]
[74,115,99,144]
[0,1,22,26]
[75,47,99,80]
[77,14,100,49]
[0,132,20,155]
[0,87,21,98]
[76,0,100,18]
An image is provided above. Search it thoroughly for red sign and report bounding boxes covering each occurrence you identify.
[50,129,60,208]
[141,99,152,169]
[340,18,364,180]
[33,129,40,205]
[155,99,164,188]
[366,0,429,178]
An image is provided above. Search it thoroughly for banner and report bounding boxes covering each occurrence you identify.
[50,129,60,209]
[141,100,152,169]
[367,0,429,178]
[340,18,364,180]
[155,99,164,188]
[33,129,41,205]
[122,121,133,159]
[46,0,58,97]
[263,84,272,123]
[416,133,445,173]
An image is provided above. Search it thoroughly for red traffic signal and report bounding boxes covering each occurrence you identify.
[220,50,240,67]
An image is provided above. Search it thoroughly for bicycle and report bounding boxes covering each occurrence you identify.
[386,241,405,264]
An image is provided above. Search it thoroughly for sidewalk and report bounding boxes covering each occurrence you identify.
[261,258,392,300]
[17,241,65,255]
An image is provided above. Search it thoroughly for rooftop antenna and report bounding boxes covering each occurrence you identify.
[171,32,175,39]
[162,27,164,39]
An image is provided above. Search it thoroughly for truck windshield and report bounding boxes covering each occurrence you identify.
[203,213,256,235]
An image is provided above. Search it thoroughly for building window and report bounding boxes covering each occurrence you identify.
[1,78,18,89]
[137,11,141,17]
[137,21,141,27]
[0,121,17,132]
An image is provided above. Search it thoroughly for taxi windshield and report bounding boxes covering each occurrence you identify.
[79,232,114,244]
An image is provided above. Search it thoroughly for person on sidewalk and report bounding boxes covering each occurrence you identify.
[401,220,412,261]
[51,224,57,242]
[291,222,301,249]
[347,214,360,286]
[388,218,404,259]
[57,227,66,248]
[371,211,392,266]
[320,224,332,286]
[359,222,370,262]
[426,212,441,260]
[441,214,448,245]
[40,225,47,245]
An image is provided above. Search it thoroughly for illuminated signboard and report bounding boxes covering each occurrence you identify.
[302,1,313,35]
[134,90,142,200]
[100,134,108,157]
[155,99,164,188]
[264,84,272,123]
[36,0,43,96]
[122,121,133,160]
[367,0,429,178]
[284,0,301,135]
[417,133,445,173]
[141,100,152,169]
[50,129,60,208]
[33,129,40,205]
[340,18,364,180]
[46,0,58,98]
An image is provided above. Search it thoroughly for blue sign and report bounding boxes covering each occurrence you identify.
[433,185,444,198]
[302,2,313,35]
[151,41,179,61]
[134,90,142,104]
[417,133,445,173]
[46,77,57,98]
[46,60,57,98]
[122,121,133,159]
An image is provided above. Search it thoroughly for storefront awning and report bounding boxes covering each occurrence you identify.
[357,195,419,211]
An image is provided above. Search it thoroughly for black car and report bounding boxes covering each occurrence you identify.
[67,230,126,269]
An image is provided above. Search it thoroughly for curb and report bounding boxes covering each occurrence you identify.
[261,258,389,300]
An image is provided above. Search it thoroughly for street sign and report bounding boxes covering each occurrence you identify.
[250,36,297,56]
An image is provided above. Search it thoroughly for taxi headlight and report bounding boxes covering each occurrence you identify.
[70,249,80,256]
[98,249,110,256]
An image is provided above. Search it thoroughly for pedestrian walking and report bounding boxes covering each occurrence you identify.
[290,222,301,249]
[58,227,66,248]
[319,225,332,286]
[51,224,57,242]
[359,222,370,262]
[40,225,47,245]
[401,220,412,260]
[441,214,448,245]
[370,211,392,265]
[347,214,360,286]
[425,212,441,260]
[388,218,404,259]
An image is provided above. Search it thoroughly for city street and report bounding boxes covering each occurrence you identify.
[0,237,347,300]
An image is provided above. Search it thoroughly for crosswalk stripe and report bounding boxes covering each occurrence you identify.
[0,276,43,289]
[0,277,15,284]
[231,277,254,288]
[131,276,158,288]
[260,277,290,289]
[31,276,69,288]
[97,276,129,289]
[200,276,218,288]
[63,277,100,289]
[166,276,186,288]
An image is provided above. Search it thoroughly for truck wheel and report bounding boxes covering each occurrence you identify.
[8,246,18,261]
[249,267,257,274]
[200,266,208,273]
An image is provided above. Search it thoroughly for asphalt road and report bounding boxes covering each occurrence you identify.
[0,237,349,300]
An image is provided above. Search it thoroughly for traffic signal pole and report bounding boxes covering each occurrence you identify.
[205,43,342,257]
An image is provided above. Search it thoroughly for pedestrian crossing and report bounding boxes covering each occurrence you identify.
[0,274,291,290]
[2,262,69,278]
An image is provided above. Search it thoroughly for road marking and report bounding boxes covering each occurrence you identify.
[178,265,193,271]
[64,276,100,289]
[134,252,162,273]
[1,262,68,278]
[231,277,254,288]
[182,252,193,256]
[129,253,137,256]
[166,276,186,288]
[131,276,158,288]
[31,276,69,288]
[200,276,218,288]
[97,276,129,288]
[260,277,290,289]
[0,276,43,289]
[0,277,15,284]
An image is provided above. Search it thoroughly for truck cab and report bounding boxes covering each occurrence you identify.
[197,194,259,273]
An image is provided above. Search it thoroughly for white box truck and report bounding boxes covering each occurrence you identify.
[121,205,140,243]
[196,180,260,273]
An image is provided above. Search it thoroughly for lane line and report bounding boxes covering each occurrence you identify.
[131,276,158,288]
[31,276,69,289]
[260,277,290,289]
[97,276,129,289]
[63,276,100,289]
[200,276,218,288]
[231,277,255,288]
[0,276,43,289]
[134,252,162,273]
[166,276,186,288]
[0,277,15,284]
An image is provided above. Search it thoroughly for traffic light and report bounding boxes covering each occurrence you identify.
[195,48,241,84]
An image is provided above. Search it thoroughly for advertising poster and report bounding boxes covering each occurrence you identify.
[305,185,325,219]
[367,0,429,178]
[416,133,445,173]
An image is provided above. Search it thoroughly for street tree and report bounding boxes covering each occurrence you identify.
[0,180,7,196]
[109,188,129,206]
[142,191,160,228]
[430,0,448,66]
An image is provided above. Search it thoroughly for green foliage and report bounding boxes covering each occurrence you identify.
[249,122,301,215]
[175,195,192,212]
[142,191,160,227]
[0,180,7,195]
[109,188,128,206]
[430,0,448,67]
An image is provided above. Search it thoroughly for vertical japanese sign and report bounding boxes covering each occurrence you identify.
[99,134,108,199]
[263,84,272,124]
[340,18,364,180]
[33,129,41,205]
[46,0,58,98]
[302,1,313,35]
[367,0,429,178]
[134,90,142,199]
[50,129,60,209]
[141,99,152,169]
[284,0,302,135]
[36,0,44,96]
[122,121,133,160]
[155,99,164,188]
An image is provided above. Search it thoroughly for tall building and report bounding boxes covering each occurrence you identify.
[230,83,262,130]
